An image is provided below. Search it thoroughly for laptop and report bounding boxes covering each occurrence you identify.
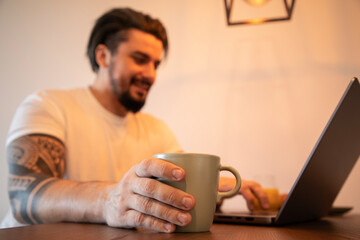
[214,77,360,225]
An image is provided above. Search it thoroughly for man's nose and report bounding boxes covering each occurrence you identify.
[142,63,156,81]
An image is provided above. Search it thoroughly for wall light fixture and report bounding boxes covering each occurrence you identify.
[224,0,296,26]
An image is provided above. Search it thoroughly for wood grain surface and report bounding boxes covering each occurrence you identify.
[0,214,359,240]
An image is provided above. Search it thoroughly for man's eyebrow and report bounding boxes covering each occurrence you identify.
[131,51,150,59]
[131,51,162,65]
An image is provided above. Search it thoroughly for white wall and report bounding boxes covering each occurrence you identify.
[0,0,359,220]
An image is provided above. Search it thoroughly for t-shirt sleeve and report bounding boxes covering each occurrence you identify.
[6,90,66,146]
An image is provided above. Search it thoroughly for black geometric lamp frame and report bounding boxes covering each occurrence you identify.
[225,0,296,26]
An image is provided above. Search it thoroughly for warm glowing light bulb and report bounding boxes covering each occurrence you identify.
[244,0,270,7]
[248,18,266,24]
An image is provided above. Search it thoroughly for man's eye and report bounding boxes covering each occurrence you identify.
[133,56,147,65]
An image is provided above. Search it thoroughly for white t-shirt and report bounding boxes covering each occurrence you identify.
[1,87,181,228]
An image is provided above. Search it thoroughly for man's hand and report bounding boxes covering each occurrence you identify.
[104,158,196,233]
[218,177,270,211]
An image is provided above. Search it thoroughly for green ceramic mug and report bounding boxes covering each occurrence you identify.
[153,153,241,232]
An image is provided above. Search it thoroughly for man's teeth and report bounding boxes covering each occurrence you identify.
[134,82,149,90]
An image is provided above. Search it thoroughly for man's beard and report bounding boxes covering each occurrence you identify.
[118,86,145,113]
[110,76,147,113]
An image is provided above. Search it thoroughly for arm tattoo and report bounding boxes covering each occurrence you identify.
[7,134,65,224]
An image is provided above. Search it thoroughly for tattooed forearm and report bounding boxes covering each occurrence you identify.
[8,174,56,224]
[7,135,65,224]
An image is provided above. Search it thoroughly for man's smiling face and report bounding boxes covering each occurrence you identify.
[108,28,163,112]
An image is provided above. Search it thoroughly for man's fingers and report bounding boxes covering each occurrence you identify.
[128,194,192,227]
[106,159,196,233]
[250,185,269,210]
[125,210,176,233]
[136,158,185,181]
[240,180,269,210]
[131,177,195,211]
[240,187,256,211]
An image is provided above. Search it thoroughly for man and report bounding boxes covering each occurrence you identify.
[2,8,269,233]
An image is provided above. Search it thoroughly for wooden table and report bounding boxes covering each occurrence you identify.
[1,214,359,240]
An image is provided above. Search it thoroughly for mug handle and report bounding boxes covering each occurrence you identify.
[217,165,242,203]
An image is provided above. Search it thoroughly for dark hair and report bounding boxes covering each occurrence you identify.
[87,8,168,72]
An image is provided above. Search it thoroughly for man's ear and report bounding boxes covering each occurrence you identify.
[95,44,111,69]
